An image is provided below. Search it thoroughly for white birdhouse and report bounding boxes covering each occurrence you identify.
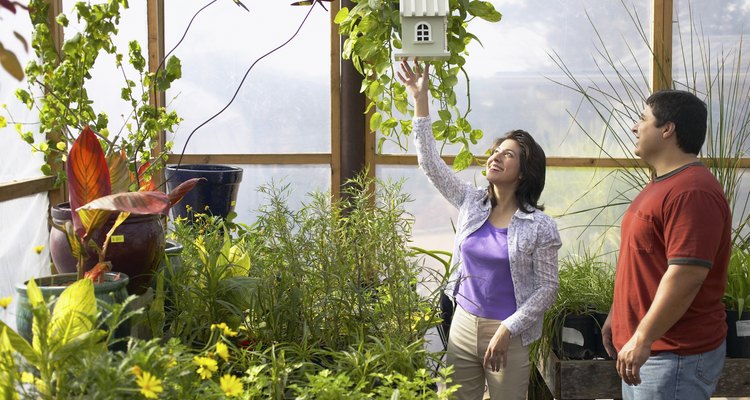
[395,0,450,60]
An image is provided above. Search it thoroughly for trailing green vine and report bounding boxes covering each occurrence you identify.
[335,0,501,170]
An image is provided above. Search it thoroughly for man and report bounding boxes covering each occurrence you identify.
[602,90,731,400]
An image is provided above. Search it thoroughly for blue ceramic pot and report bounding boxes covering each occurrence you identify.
[165,164,243,221]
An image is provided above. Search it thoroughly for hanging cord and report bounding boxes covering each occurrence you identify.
[172,0,321,170]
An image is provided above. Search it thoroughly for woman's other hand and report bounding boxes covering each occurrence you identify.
[484,323,512,372]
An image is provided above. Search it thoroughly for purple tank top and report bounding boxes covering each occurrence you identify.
[456,219,517,320]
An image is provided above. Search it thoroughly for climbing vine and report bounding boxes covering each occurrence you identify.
[335,0,501,170]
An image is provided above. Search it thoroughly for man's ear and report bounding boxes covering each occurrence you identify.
[662,121,676,139]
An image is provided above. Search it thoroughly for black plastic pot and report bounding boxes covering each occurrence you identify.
[726,309,750,358]
[554,313,599,360]
[165,164,243,221]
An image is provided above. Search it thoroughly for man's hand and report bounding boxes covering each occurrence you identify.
[616,332,652,386]
[601,312,617,359]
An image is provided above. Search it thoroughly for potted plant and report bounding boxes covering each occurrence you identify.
[531,245,615,362]
[11,0,187,291]
[15,125,200,339]
[724,245,750,358]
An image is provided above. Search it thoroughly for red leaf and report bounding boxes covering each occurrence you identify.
[0,0,16,13]
[67,127,111,238]
[78,191,171,215]
[167,177,204,207]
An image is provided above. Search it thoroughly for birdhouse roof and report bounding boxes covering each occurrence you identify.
[400,0,450,17]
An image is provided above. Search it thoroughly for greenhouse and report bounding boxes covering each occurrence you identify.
[0,0,749,398]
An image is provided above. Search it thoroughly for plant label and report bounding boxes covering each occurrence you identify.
[111,235,125,243]
[562,327,585,346]
[737,320,750,337]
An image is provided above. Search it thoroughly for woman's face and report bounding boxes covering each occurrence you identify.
[486,139,522,187]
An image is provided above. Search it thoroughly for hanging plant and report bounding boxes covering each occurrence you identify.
[335,0,501,170]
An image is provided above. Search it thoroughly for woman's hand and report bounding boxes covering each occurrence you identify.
[396,58,430,117]
[484,323,511,372]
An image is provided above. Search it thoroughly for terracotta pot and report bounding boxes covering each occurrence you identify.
[49,203,165,294]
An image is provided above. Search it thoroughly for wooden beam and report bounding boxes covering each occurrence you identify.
[166,153,331,165]
[0,176,56,203]
[374,155,650,169]
[650,0,673,92]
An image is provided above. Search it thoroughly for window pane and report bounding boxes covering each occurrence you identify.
[165,1,331,155]
[379,0,650,158]
[230,165,331,227]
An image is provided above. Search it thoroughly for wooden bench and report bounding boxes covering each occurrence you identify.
[534,351,750,399]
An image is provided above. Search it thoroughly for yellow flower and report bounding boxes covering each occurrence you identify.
[135,371,163,399]
[210,322,238,337]
[219,374,243,397]
[215,342,229,362]
[20,372,34,384]
[0,297,11,309]
[192,356,218,380]
[131,365,143,377]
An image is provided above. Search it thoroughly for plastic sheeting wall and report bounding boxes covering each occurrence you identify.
[0,7,48,330]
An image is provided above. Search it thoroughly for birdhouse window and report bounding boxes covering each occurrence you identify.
[415,22,432,42]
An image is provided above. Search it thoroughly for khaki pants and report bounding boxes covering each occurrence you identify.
[446,306,529,400]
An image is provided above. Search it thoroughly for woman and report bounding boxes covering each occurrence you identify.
[398,59,561,399]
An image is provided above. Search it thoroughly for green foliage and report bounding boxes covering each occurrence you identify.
[0,279,112,398]
[335,0,501,170]
[239,174,441,351]
[162,213,260,345]
[724,245,750,316]
[15,0,181,187]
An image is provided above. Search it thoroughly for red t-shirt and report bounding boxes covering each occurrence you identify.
[612,162,730,355]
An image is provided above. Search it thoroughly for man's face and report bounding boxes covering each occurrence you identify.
[631,105,664,159]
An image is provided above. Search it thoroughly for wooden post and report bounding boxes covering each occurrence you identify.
[338,0,367,198]
[147,0,166,189]
[46,0,65,208]
[650,0,673,92]
[330,0,342,200]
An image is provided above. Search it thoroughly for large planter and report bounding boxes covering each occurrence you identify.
[14,272,130,343]
[726,309,750,358]
[49,203,165,295]
[165,164,243,221]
